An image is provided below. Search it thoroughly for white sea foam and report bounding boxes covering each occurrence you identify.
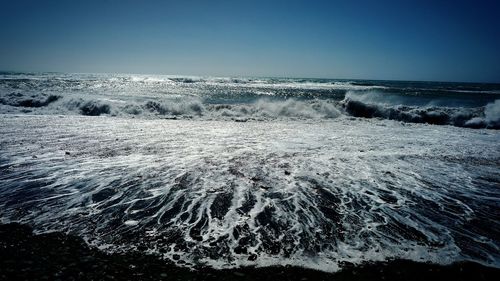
[485,99,500,123]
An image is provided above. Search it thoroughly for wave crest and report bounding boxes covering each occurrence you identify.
[208,99,341,120]
[342,92,500,129]
[1,88,499,129]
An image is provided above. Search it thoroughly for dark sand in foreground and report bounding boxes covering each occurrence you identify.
[1,223,498,281]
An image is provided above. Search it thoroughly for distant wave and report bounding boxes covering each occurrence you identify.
[164,77,390,94]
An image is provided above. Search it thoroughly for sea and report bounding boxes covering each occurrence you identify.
[0,72,499,272]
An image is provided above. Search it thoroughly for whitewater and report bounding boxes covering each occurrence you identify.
[0,72,499,272]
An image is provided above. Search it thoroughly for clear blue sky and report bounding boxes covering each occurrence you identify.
[1,0,499,82]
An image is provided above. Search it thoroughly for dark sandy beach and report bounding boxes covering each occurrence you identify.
[1,223,498,281]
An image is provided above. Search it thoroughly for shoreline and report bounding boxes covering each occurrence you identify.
[1,223,498,281]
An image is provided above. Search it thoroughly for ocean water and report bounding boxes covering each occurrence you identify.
[0,72,499,272]
[1,72,499,127]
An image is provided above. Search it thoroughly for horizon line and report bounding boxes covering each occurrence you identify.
[1,69,499,85]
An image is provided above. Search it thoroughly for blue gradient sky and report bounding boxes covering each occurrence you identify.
[1,0,499,82]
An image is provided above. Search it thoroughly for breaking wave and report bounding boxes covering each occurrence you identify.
[1,73,500,129]
[0,92,61,108]
[2,90,499,129]
[0,90,342,121]
[342,92,500,129]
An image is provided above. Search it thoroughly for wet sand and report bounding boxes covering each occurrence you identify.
[1,223,498,281]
